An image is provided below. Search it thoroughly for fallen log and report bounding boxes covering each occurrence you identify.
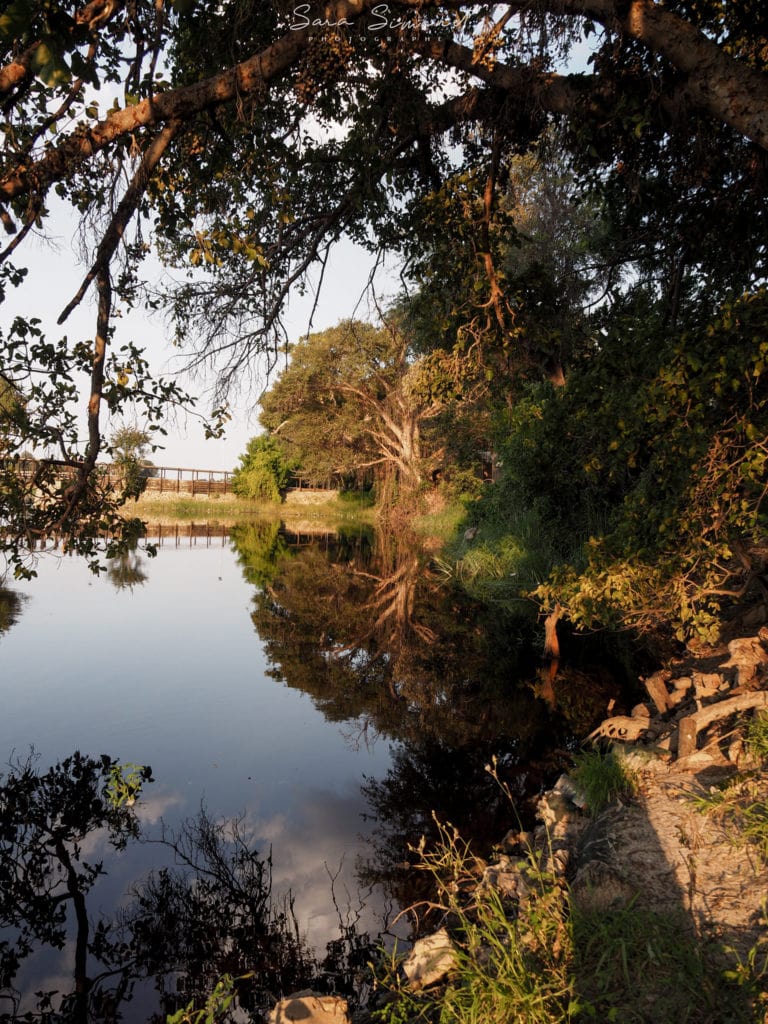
[676,691,768,758]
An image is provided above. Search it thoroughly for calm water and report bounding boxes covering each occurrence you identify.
[0,523,596,1020]
[1,537,392,934]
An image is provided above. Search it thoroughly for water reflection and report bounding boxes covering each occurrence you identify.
[0,587,23,638]
[0,519,622,1015]
[0,753,370,1023]
[106,549,148,591]
[231,524,600,922]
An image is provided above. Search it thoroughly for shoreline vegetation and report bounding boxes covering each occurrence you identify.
[127,489,378,527]
[123,485,768,1020]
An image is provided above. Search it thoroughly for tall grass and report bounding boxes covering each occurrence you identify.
[375,818,576,1024]
[373,815,763,1023]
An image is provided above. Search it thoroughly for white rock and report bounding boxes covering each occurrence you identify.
[403,928,458,990]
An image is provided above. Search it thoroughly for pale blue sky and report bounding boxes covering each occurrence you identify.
[10,203,398,470]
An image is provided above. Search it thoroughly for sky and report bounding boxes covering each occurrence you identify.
[4,24,594,475]
[9,201,400,471]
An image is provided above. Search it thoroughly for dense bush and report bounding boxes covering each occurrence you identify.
[464,290,768,642]
[231,436,298,503]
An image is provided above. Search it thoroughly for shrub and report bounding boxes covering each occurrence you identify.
[231,435,298,502]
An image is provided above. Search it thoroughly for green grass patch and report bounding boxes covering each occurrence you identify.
[130,496,277,520]
[337,487,377,509]
[571,750,638,817]
[129,494,376,525]
[432,498,584,612]
[747,712,768,765]
[412,497,472,546]
[375,819,575,1024]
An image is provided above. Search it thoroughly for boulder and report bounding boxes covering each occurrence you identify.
[270,991,350,1024]
[722,637,768,688]
[402,928,457,990]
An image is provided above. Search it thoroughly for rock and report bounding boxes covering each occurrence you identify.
[692,672,725,700]
[727,737,744,763]
[499,828,533,854]
[552,773,588,809]
[482,855,531,899]
[537,790,576,826]
[722,637,768,688]
[270,991,350,1024]
[463,526,478,541]
[588,714,652,743]
[612,743,665,773]
[666,688,689,709]
[403,928,457,991]
[672,676,693,691]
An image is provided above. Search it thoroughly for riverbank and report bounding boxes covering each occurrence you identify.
[127,490,377,527]
[358,633,768,1024]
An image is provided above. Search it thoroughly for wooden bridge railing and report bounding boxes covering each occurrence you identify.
[5,460,344,496]
[142,466,234,495]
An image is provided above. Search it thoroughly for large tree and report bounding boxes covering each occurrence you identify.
[259,319,474,495]
[0,0,766,569]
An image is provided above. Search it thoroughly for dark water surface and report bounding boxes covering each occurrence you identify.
[0,523,596,1021]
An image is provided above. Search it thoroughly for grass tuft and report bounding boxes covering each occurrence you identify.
[746,711,768,765]
[691,774,768,864]
[374,818,575,1024]
[372,815,762,1023]
[570,749,637,817]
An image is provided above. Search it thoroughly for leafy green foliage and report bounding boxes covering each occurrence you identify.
[259,320,475,496]
[458,286,768,642]
[109,424,154,498]
[106,761,152,808]
[0,751,151,997]
[0,311,204,578]
[231,435,298,502]
[166,973,249,1024]
[230,518,292,588]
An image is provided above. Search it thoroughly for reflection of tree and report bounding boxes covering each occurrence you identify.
[106,549,149,591]
[240,526,561,750]
[230,520,292,590]
[234,526,619,934]
[358,731,565,931]
[0,587,23,637]
[118,810,318,1022]
[0,752,150,1023]
[0,755,369,1023]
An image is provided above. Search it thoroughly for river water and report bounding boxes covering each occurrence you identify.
[0,522,603,1021]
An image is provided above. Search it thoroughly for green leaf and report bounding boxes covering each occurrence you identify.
[0,0,34,41]
[31,38,71,88]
